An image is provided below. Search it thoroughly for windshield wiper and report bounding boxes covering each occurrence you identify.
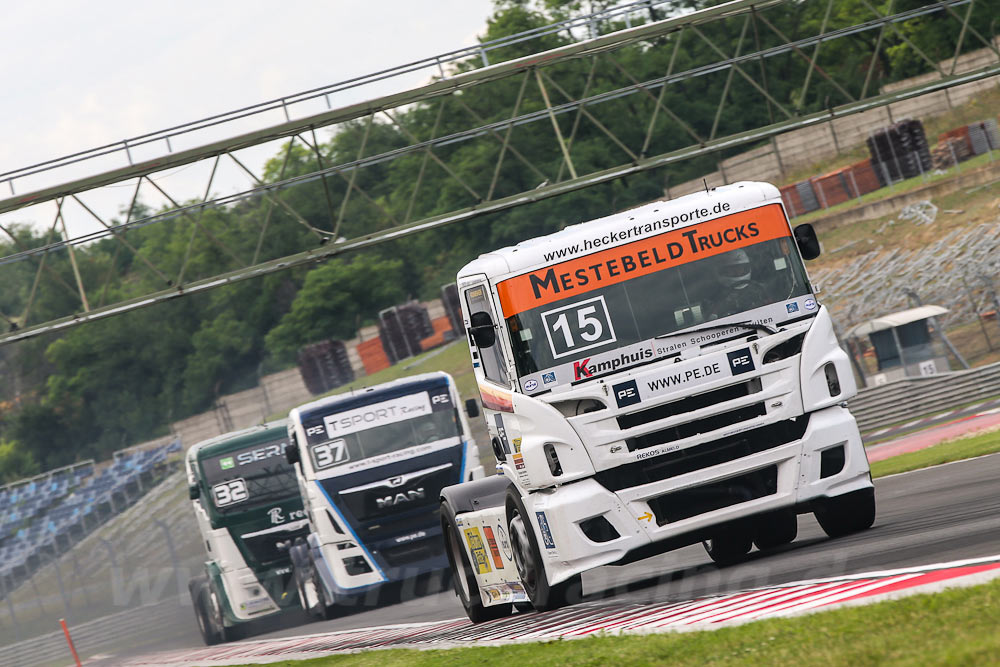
[655,319,779,341]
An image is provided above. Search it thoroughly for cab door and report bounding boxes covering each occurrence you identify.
[459,277,516,463]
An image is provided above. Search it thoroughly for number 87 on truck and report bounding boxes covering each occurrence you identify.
[440,181,875,622]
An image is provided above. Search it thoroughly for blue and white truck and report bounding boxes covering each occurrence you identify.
[284,371,484,617]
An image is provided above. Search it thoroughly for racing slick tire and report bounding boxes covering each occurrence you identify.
[703,521,754,566]
[505,488,583,612]
[814,487,876,538]
[441,499,513,623]
[753,509,798,550]
[189,576,222,646]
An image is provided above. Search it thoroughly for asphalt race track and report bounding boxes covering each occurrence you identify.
[110,450,1000,664]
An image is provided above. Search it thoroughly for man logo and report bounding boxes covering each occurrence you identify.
[376,488,426,509]
[612,379,641,408]
[267,507,285,524]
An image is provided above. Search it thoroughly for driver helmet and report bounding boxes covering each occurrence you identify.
[719,249,752,290]
[418,422,439,443]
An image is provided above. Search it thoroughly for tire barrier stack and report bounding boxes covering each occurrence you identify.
[295,292,463,394]
[441,283,464,337]
[378,301,433,363]
[297,340,355,394]
[783,116,1000,218]
[867,119,932,186]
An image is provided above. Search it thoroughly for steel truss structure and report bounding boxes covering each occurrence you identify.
[1,0,998,346]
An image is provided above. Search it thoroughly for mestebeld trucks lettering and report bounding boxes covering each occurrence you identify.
[440,182,875,623]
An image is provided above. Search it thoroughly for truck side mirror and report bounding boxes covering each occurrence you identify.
[285,442,300,465]
[469,311,496,348]
[794,223,821,260]
[465,398,480,418]
[188,484,200,500]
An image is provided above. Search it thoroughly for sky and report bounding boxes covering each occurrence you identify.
[0,1,496,190]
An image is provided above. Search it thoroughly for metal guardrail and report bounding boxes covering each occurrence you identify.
[849,360,1000,434]
[0,598,191,667]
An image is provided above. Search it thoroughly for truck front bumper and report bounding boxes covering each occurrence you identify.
[523,404,872,585]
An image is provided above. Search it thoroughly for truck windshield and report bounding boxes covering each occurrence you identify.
[304,388,462,472]
[200,438,298,514]
[500,205,812,386]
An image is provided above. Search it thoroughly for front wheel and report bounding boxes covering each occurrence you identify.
[189,577,222,646]
[441,500,513,623]
[814,487,876,538]
[506,489,583,612]
[703,522,753,566]
[753,509,798,550]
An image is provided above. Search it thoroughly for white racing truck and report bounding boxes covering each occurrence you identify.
[186,421,308,644]
[441,181,875,622]
[284,371,484,617]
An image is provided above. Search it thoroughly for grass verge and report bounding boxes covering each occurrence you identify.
[870,427,1000,478]
[239,576,1000,666]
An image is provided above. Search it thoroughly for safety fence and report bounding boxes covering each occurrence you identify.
[0,598,191,667]
[849,359,1000,434]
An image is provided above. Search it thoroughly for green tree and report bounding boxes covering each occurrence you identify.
[265,255,407,363]
[0,437,41,483]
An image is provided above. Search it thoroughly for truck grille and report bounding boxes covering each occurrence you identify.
[647,465,778,525]
[238,523,310,567]
[339,464,454,523]
[596,415,809,493]
[380,540,445,568]
[617,378,762,430]
[626,403,767,451]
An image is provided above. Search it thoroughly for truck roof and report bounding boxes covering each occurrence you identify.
[290,371,453,423]
[186,420,288,464]
[459,181,780,279]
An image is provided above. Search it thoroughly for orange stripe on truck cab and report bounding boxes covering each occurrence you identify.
[478,382,514,413]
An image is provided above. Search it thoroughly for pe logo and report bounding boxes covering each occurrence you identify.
[727,348,755,375]
[612,379,641,408]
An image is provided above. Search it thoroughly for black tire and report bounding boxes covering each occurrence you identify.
[441,500,513,623]
[703,522,754,566]
[505,489,583,612]
[291,542,336,620]
[188,577,221,646]
[207,580,234,643]
[753,509,798,550]
[814,487,876,538]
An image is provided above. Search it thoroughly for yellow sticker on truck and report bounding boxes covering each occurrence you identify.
[464,527,492,574]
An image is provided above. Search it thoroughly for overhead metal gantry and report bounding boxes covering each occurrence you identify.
[0,0,997,346]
